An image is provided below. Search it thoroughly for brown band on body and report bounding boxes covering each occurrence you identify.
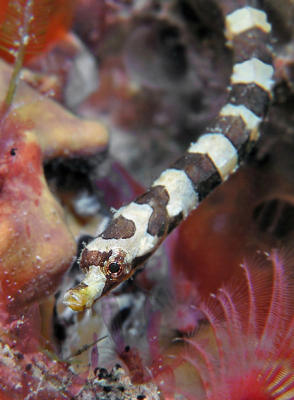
[206,115,251,159]
[168,211,184,233]
[172,153,222,201]
[230,83,270,117]
[136,185,169,237]
[232,28,272,64]
[80,249,112,272]
[102,215,136,239]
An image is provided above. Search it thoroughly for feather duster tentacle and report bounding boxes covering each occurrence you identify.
[2,0,33,109]
[0,0,75,110]
[182,251,294,400]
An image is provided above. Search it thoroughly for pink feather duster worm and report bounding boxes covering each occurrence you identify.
[182,250,294,400]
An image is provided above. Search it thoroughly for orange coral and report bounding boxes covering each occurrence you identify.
[0,59,108,160]
[0,37,108,311]
[0,48,108,400]
[0,112,76,311]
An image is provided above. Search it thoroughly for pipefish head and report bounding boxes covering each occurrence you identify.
[63,246,133,311]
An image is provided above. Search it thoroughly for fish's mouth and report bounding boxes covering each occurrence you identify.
[63,266,106,311]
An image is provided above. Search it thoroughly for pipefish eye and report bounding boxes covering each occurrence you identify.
[107,261,123,278]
